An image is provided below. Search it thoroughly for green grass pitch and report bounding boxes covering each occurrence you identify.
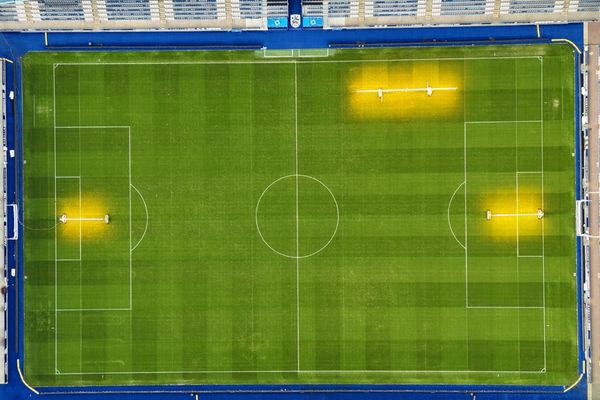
[21,44,578,387]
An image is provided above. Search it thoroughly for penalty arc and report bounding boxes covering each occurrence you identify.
[485,209,544,221]
[59,213,111,224]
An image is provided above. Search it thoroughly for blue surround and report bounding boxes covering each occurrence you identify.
[0,21,587,400]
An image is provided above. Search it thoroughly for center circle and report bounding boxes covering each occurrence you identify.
[255,174,339,259]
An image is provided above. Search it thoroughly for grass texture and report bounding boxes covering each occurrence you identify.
[21,44,578,386]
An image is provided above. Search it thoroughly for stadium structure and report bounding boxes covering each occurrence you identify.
[0,2,600,400]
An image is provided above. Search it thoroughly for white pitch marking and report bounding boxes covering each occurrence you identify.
[262,48,294,58]
[516,119,520,262]
[55,369,547,375]
[55,125,133,310]
[255,174,339,259]
[51,117,135,369]
[57,308,131,312]
[78,70,83,371]
[130,184,149,252]
[463,59,469,366]
[48,56,552,377]
[294,61,301,372]
[128,126,132,309]
[52,55,544,68]
[464,122,468,308]
[56,125,130,129]
[447,181,466,250]
[464,110,549,372]
[540,56,547,371]
[53,63,58,374]
[467,306,544,309]
[296,48,330,58]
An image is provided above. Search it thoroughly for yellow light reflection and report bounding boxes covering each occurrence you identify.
[57,195,112,240]
[483,190,517,239]
[482,186,545,240]
[347,62,462,120]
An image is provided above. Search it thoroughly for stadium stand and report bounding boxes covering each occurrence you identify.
[100,0,156,21]
[267,0,288,20]
[0,0,597,28]
[301,0,323,21]
[571,0,600,12]
[36,0,89,21]
[0,0,288,28]
[307,0,599,27]
[167,0,225,21]
[504,0,557,14]
[432,0,492,16]
[0,0,21,21]
[368,0,423,17]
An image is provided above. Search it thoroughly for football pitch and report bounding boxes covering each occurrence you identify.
[22,44,578,387]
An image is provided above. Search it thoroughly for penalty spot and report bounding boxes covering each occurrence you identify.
[59,213,111,224]
[485,209,544,221]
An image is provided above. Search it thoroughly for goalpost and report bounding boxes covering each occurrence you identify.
[356,82,458,102]
[485,209,544,220]
[59,213,111,224]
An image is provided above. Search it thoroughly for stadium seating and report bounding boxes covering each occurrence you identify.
[100,0,155,20]
[433,0,491,16]
[571,0,600,12]
[168,0,223,20]
[37,0,88,21]
[0,0,598,29]
[368,0,422,17]
[504,0,557,14]
[0,0,21,21]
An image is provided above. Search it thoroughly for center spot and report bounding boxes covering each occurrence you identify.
[255,174,339,259]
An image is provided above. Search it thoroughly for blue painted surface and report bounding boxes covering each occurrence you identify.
[289,0,302,22]
[0,23,581,51]
[0,22,587,399]
[302,16,323,28]
[268,17,289,29]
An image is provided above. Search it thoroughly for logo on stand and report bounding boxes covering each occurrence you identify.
[290,14,301,28]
